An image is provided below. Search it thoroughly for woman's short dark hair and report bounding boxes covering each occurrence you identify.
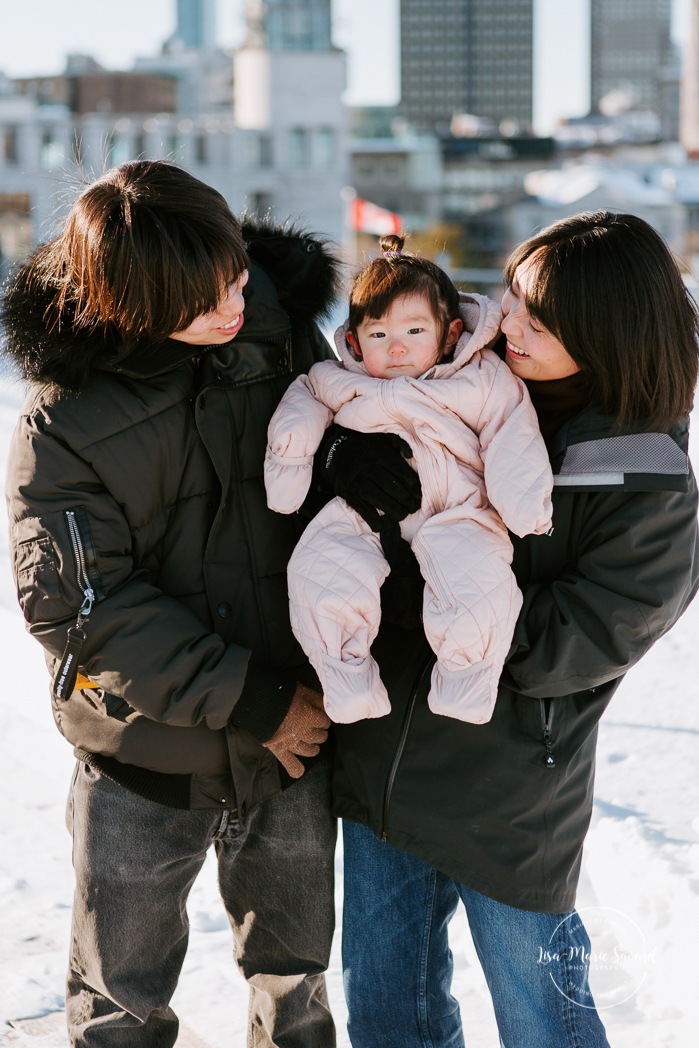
[503,211,699,430]
[349,233,462,354]
[36,160,249,346]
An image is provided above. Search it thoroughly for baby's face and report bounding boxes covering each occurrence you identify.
[350,293,445,379]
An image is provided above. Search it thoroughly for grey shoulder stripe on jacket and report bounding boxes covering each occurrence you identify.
[554,432,690,490]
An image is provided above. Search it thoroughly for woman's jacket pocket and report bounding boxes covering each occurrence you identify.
[514,692,559,770]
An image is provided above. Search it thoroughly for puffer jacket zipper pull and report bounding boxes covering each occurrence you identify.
[53,510,95,700]
[540,698,556,768]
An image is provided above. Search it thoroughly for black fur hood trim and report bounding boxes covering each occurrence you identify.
[242,217,342,325]
[1,219,343,393]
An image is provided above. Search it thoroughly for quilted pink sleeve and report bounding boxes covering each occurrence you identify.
[264,368,334,513]
[474,357,554,537]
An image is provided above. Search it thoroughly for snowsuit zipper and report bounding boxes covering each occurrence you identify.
[53,509,97,700]
[381,655,434,841]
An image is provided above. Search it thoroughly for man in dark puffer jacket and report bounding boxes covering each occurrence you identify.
[2,161,341,1047]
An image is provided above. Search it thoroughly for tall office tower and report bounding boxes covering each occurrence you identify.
[244,0,332,51]
[590,0,673,113]
[176,0,217,49]
[398,0,534,131]
[681,0,699,155]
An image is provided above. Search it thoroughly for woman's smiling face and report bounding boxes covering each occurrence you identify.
[500,257,580,382]
[170,269,249,346]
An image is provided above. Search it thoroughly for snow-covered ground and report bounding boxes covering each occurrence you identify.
[1,369,698,1048]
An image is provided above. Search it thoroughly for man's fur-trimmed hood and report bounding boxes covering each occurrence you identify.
[1,219,342,394]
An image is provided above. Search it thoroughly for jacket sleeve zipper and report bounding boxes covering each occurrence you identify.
[381,655,434,841]
[53,510,96,700]
[540,697,556,768]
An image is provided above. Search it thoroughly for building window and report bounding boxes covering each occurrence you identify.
[39,129,63,171]
[168,133,183,162]
[105,133,131,168]
[195,134,208,164]
[241,132,273,169]
[242,133,257,168]
[356,160,375,178]
[247,191,273,216]
[0,191,32,263]
[314,127,335,170]
[133,132,146,159]
[382,159,402,182]
[259,133,273,168]
[289,127,309,168]
[70,131,83,166]
[2,126,18,164]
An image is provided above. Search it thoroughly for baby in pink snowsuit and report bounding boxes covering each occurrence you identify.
[264,236,553,724]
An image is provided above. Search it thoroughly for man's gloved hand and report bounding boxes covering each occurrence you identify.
[262,684,330,779]
[379,517,425,631]
[318,425,422,532]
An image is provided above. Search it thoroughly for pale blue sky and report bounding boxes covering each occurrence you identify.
[0,0,691,134]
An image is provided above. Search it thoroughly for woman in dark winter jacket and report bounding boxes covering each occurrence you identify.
[2,160,342,1048]
[328,212,699,1048]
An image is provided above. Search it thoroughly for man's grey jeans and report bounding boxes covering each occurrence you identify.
[65,756,337,1047]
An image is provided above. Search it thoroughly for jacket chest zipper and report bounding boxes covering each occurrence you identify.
[381,655,434,841]
[540,698,557,768]
[53,510,96,700]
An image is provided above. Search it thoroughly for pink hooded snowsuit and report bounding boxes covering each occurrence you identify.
[264,293,553,724]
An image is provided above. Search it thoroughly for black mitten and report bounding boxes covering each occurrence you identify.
[378,517,424,630]
[317,424,422,532]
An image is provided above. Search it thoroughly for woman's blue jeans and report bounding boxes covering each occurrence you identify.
[342,820,610,1048]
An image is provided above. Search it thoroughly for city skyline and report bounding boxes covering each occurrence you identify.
[0,0,692,133]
